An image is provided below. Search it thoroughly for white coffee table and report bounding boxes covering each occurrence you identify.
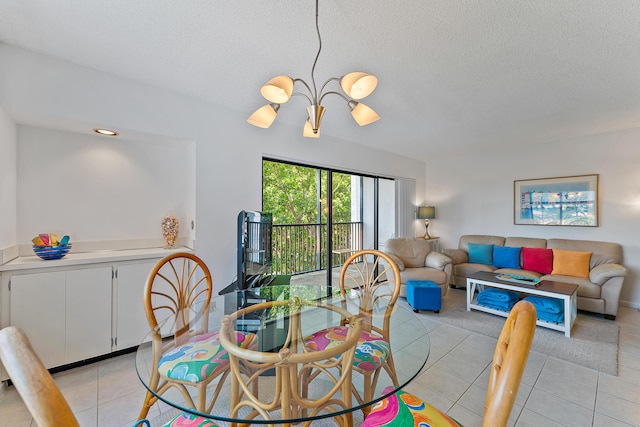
[466,271,578,337]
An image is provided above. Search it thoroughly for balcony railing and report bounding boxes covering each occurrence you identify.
[271,221,363,275]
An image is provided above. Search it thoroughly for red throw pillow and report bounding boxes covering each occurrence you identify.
[522,247,553,274]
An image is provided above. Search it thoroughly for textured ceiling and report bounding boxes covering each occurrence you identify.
[1,0,639,159]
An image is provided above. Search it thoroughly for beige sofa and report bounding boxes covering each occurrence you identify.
[384,238,453,298]
[444,235,627,319]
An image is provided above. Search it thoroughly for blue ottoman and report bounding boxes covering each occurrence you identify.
[406,280,442,313]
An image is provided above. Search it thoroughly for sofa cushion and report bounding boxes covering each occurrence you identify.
[522,247,553,274]
[459,235,505,252]
[468,243,494,265]
[493,246,521,269]
[399,268,447,286]
[442,248,468,265]
[454,262,496,277]
[425,251,451,270]
[386,253,405,270]
[385,238,431,268]
[504,237,547,249]
[552,249,591,278]
[542,274,601,298]
[547,239,623,268]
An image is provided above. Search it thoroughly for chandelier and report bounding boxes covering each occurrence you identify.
[247,0,380,138]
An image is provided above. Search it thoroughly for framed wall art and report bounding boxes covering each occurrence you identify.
[514,174,599,226]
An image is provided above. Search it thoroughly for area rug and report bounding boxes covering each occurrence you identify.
[437,306,619,375]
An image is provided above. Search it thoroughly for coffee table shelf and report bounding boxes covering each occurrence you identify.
[466,271,578,337]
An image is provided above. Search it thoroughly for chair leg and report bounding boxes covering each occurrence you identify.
[137,390,155,420]
[384,353,400,386]
[138,368,163,420]
[198,383,207,412]
[340,368,354,427]
[361,371,373,416]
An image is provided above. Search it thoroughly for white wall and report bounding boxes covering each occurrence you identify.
[426,129,640,307]
[0,108,17,249]
[16,125,195,244]
[0,45,426,292]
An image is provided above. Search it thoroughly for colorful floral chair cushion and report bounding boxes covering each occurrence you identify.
[304,325,390,372]
[162,413,219,427]
[159,331,256,382]
[362,386,463,427]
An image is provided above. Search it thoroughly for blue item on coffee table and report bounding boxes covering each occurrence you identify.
[477,288,520,311]
[534,310,565,323]
[523,295,563,313]
[523,295,565,323]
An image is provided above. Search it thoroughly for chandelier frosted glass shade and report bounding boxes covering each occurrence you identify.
[340,72,378,100]
[348,101,381,126]
[260,76,294,104]
[246,103,280,128]
[303,120,320,138]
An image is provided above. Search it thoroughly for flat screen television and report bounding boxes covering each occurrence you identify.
[219,210,275,297]
[237,210,273,290]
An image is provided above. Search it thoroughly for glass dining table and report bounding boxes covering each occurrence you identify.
[135,284,429,426]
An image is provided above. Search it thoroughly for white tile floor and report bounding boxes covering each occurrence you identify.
[1,288,639,426]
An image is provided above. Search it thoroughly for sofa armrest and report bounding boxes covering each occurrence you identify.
[385,253,405,270]
[442,248,468,265]
[589,263,627,286]
[425,251,452,271]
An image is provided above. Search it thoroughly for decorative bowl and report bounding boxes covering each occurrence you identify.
[33,244,72,260]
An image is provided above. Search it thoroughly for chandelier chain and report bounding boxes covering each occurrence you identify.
[310,0,322,104]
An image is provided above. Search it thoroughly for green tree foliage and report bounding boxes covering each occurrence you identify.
[262,161,352,225]
[262,160,357,274]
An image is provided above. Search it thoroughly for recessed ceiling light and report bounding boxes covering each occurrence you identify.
[93,128,119,136]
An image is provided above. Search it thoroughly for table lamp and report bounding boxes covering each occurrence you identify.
[417,206,436,239]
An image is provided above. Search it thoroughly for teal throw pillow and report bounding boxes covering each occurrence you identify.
[493,246,522,269]
[468,243,494,265]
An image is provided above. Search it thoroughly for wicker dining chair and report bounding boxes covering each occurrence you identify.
[361,300,537,427]
[0,325,218,427]
[137,252,257,420]
[303,249,402,416]
[219,299,363,427]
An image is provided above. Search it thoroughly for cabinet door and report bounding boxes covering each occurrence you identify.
[10,271,66,368]
[115,261,156,349]
[66,267,113,361]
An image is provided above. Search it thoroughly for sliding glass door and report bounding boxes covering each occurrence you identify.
[262,159,395,287]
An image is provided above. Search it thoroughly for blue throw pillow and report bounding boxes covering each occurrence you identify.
[468,243,494,265]
[493,246,522,269]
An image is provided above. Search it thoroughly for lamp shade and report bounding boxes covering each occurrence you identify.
[247,103,280,128]
[349,101,380,126]
[417,206,436,219]
[260,76,294,103]
[340,72,378,99]
[303,120,320,138]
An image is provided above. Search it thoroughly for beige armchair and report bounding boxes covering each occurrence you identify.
[384,238,452,297]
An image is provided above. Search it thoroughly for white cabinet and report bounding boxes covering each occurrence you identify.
[10,271,67,368]
[9,267,113,369]
[114,261,156,350]
[66,267,112,361]
[0,248,187,378]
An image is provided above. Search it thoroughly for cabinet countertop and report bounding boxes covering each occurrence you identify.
[0,246,193,272]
